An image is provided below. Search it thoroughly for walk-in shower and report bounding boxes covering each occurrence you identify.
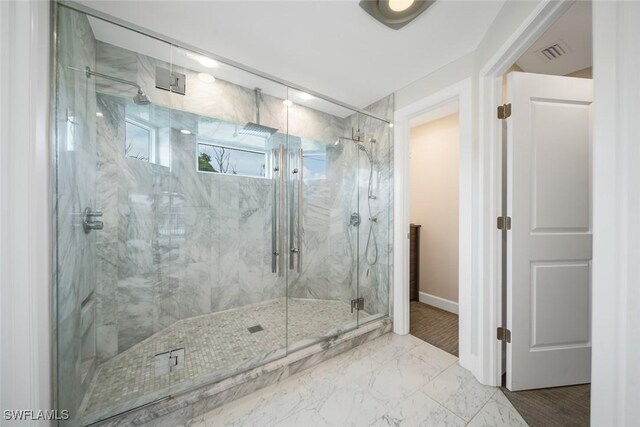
[53,4,391,425]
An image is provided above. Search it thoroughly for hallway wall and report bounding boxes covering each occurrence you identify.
[409,114,460,304]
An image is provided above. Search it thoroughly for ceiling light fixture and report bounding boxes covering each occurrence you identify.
[389,0,414,12]
[298,92,314,101]
[359,0,435,30]
[180,129,192,135]
[96,111,104,118]
[187,53,219,68]
[198,72,216,83]
[283,99,293,107]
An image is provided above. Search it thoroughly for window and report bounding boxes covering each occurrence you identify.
[125,119,155,162]
[303,152,327,180]
[198,143,266,178]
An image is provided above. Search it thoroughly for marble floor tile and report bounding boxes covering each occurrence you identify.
[201,376,317,427]
[275,384,387,427]
[422,363,498,422]
[467,390,529,427]
[355,350,442,401]
[371,390,466,427]
[406,341,458,372]
[364,332,424,365]
[192,333,529,427]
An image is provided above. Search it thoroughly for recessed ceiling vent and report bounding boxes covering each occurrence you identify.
[537,40,571,61]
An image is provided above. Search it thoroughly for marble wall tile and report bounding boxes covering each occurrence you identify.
[116,274,156,353]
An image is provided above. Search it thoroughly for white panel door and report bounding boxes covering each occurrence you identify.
[506,72,593,391]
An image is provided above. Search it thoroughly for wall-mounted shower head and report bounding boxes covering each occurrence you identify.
[133,89,151,106]
[84,66,152,106]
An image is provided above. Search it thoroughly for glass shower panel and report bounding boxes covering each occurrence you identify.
[355,112,392,325]
[285,89,360,350]
[55,6,178,425]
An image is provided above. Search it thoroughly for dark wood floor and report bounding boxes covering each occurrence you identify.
[409,300,590,426]
[409,301,458,356]
[501,384,591,427]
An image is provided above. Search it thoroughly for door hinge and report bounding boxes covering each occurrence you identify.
[497,327,511,343]
[497,103,512,119]
[351,297,364,313]
[497,216,512,230]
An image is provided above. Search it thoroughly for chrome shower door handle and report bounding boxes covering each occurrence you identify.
[289,150,295,271]
[271,148,278,274]
[278,144,286,277]
[297,148,303,273]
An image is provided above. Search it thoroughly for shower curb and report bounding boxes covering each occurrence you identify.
[89,318,392,426]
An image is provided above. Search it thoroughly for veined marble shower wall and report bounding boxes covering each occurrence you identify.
[55,5,392,425]
[55,6,99,417]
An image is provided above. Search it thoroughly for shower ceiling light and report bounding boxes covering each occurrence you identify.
[359,0,435,30]
[298,92,314,101]
[198,72,216,83]
[187,52,219,68]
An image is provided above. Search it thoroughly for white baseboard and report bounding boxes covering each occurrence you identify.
[418,292,459,314]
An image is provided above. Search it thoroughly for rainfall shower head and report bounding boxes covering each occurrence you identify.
[240,122,278,138]
[239,88,278,138]
[84,66,152,106]
[133,89,151,106]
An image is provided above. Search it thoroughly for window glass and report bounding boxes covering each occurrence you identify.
[125,120,152,162]
[303,152,327,179]
[198,143,266,177]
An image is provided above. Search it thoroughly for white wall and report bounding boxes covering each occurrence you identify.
[409,114,459,304]
[591,1,640,425]
[0,1,52,425]
[396,53,475,111]
[395,0,546,386]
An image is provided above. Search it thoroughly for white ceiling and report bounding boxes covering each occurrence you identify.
[78,0,505,109]
[516,1,592,75]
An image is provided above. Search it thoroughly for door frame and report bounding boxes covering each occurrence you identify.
[393,78,474,373]
[392,0,573,386]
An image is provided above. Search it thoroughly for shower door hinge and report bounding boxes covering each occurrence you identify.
[351,297,364,313]
[155,67,186,95]
[497,103,512,119]
[497,327,511,343]
[497,216,512,230]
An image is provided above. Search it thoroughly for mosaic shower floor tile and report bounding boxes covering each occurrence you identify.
[79,298,363,421]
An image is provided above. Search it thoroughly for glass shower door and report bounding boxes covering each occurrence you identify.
[284,90,360,350]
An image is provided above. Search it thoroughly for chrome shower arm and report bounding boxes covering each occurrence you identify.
[84,66,142,91]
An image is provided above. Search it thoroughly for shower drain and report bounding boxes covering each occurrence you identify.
[247,325,264,333]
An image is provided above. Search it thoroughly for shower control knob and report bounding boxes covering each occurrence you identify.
[82,207,104,234]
